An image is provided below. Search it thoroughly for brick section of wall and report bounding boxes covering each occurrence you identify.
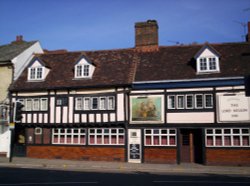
[144,148,177,164]
[27,146,125,162]
[206,148,250,166]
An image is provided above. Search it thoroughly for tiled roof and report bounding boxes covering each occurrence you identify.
[10,42,250,91]
[10,49,138,91]
[135,42,250,82]
[0,41,37,62]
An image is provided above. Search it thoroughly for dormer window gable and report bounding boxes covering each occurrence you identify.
[194,45,220,74]
[27,58,49,81]
[74,56,95,79]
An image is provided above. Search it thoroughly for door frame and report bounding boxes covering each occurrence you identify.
[178,128,204,164]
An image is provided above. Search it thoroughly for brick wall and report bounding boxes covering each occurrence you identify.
[206,148,250,166]
[144,148,177,164]
[27,146,125,162]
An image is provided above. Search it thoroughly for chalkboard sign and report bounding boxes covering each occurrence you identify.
[130,144,140,159]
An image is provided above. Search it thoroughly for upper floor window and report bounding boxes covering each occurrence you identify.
[75,64,90,78]
[198,57,219,73]
[18,98,48,111]
[195,45,220,74]
[28,67,44,80]
[75,96,115,111]
[74,56,95,79]
[167,93,213,110]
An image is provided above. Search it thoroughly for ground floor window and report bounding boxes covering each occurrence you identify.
[205,128,250,147]
[144,129,177,146]
[88,128,125,145]
[52,128,86,145]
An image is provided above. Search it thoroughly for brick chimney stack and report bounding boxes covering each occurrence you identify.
[12,35,24,44]
[135,20,159,52]
[246,22,250,42]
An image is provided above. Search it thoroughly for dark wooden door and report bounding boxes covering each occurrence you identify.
[180,129,203,163]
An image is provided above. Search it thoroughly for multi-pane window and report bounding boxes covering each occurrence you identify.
[88,128,125,145]
[186,95,193,109]
[168,95,175,109]
[52,128,86,145]
[145,129,176,146]
[198,57,219,73]
[75,96,115,111]
[195,94,203,108]
[167,94,213,110]
[28,67,44,80]
[18,98,48,111]
[209,57,216,70]
[200,58,207,70]
[75,64,90,78]
[177,95,184,109]
[206,128,250,147]
[83,65,89,76]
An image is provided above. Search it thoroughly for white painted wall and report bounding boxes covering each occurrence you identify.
[12,41,43,80]
[167,112,214,123]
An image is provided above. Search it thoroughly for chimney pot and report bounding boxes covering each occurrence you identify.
[16,35,23,42]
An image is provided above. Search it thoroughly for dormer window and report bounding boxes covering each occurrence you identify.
[199,57,218,71]
[76,64,90,78]
[195,45,220,74]
[74,56,95,79]
[28,66,44,80]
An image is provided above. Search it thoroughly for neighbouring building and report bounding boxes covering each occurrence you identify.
[9,21,250,166]
[0,36,43,157]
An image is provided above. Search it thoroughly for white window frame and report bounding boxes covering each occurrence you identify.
[88,128,125,145]
[40,98,48,111]
[186,94,194,109]
[75,64,91,78]
[35,127,42,135]
[205,128,250,147]
[52,128,86,145]
[167,95,175,109]
[177,95,184,109]
[26,99,32,111]
[75,97,83,110]
[83,97,90,110]
[33,98,40,111]
[195,94,203,109]
[28,66,45,81]
[144,129,177,146]
[107,96,115,110]
[197,56,220,74]
[91,97,98,110]
[204,94,213,108]
[99,97,106,110]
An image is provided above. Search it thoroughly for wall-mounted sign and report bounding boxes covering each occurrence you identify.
[218,93,250,122]
[129,144,140,159]
[130,95,164,123]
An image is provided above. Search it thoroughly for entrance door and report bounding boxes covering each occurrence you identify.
[180,129,203,164]
[128,129,141,163]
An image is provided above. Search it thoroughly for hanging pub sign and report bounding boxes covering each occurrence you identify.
[218,93,250,122]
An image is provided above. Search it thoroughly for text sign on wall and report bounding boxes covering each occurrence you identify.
[218,94,250,122]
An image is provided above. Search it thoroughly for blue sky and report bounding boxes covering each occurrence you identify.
[0,0,250,51]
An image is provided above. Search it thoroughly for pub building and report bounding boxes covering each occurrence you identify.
[10,20,250,165]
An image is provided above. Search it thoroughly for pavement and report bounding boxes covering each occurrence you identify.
[0,157,250,176]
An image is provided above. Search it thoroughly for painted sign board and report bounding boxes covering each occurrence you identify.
[130,95,164,124]
[218,93,250,122]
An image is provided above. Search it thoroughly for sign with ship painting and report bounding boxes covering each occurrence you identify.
[130,95,164,123]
